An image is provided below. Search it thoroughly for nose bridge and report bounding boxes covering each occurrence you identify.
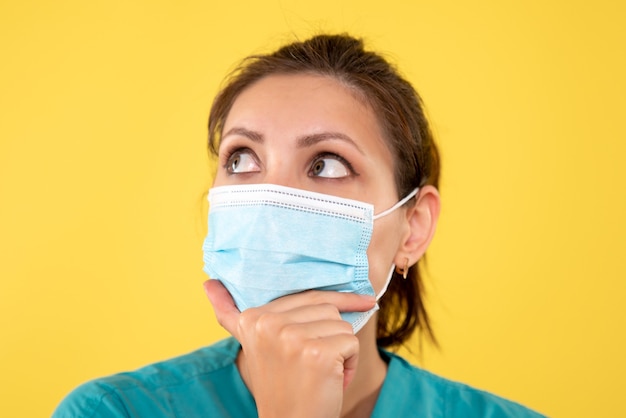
[262,149,302,189]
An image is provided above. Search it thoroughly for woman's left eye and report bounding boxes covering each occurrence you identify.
[309,154,351,178]
[225,148,260,174]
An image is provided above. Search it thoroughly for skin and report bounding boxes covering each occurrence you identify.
[204,74,440,418]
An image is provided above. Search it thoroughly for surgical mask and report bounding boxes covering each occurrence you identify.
[202,184,418,333]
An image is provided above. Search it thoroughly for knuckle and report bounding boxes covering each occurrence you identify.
[319,303,341,319]
[237,308,255,328]
[301,339,325,363]
[339,320,354,334]
[279,324,305,349]
[238,307,263,333]
[253,311,280,335]
[309,290,333,305]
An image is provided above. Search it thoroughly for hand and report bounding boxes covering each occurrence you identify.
[203,279,376,418]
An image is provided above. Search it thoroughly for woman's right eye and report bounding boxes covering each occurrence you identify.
[225,149,261,174]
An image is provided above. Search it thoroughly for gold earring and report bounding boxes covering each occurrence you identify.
[395,257,410,279]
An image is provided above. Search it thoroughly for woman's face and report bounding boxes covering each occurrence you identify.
[213,74,409,294]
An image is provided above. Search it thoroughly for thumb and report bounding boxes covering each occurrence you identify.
[203,280,241,337]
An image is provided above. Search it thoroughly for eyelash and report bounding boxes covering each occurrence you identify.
[220,146,358,177]
[309,152,358,177]
[221,145,255,170]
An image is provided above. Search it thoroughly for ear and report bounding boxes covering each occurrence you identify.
[394,185,441,267]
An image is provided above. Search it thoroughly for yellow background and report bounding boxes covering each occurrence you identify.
[1,1,624,416]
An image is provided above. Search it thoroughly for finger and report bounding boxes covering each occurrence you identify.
[203,280,241,337]
[264,290,376,314]
[341,336,360,390]
[252,303,350,328]
[275,319,355,342]
[300,333,360,390]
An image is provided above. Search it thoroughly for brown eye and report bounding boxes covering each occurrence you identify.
[312,160,325,175]
[309,155,350,178]
[226,150,260,174]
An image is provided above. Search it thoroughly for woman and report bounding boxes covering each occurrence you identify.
[54,34,544,417]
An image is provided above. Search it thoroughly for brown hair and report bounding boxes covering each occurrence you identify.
[207,34,440,350]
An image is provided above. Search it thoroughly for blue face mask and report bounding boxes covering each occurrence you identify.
[202,184,418,333]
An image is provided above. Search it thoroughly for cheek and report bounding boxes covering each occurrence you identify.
[366,217,404,293]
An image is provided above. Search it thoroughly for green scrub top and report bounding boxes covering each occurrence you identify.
[52,338,545,417]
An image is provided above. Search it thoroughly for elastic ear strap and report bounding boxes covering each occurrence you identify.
[373,188,419,220]
[376,264,396,301]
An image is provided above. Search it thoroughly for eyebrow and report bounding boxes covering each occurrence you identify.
[297,132,364,155]
[222,127,264,143]
[222,126,364,155]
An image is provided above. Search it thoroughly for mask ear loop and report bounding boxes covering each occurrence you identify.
[372,188,419,220]
[376,264,396,301]
[372,189,419,303]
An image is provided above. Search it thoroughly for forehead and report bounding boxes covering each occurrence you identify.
[222,73,395,167]
[223,73,392,156]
